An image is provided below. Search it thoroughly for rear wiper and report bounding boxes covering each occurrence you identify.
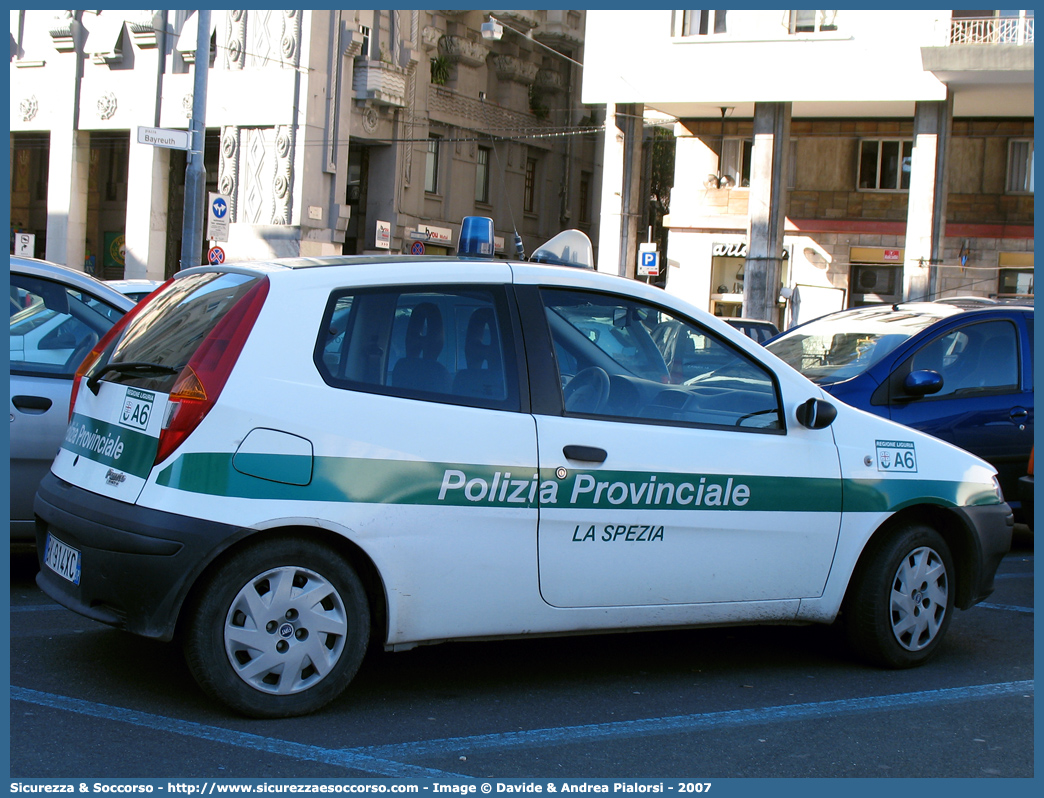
[86,361,179,395]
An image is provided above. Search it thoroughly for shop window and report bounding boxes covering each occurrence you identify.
[425,135,441,194]
[1007,139,1034,194]
[998,268,1033,298]
[858,139,912,191]
[850,264,901,305]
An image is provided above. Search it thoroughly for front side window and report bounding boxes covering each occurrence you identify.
[316,285,519,411]
[541,288,782,431]
[858,139,912,190]
[425,135,441,193]
[903,320,1020,397]
[1008,139,1034,193]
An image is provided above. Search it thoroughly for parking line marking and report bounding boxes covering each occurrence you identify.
[977,602,1033,614]
[9,686,465,779]
[353,680,1035,760]
[11,680,1032,775]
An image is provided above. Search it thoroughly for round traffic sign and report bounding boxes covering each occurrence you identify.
[208,246,226,265]
[410,241,425,256]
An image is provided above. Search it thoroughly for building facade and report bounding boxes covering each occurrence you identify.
[582,9,1033,327]
[10,9,600,278]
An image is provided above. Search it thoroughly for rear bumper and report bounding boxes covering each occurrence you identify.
[958,502,1014,608]
[34,471,244,641]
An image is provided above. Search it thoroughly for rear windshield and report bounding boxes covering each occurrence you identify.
[766,307,946,384]
[101,271,262,392]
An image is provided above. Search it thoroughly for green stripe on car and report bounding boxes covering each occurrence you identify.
[156,453,1001,512]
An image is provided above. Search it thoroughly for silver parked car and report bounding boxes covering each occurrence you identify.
[9,256,135,545]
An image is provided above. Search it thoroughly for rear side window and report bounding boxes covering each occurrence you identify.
[100,271,263,392]
[315,285,520,411]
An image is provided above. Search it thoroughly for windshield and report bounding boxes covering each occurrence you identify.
[766,306,949,384]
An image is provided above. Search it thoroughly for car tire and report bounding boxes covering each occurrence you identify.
[844,523,954,669]
[184,537,370,718]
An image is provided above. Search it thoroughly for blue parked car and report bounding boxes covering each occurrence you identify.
[766,301,1034,519]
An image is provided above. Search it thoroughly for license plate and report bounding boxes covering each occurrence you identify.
[45,533,81,586]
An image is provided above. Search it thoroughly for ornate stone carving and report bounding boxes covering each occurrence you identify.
[534,68,565,94]
[19,96,39,123]
[49,12,76,52]
[437,34,488,68]
[225,10,246,69]
[421,26,442,52]
[273,124,294,225]
[129,11,162,47]
[97,91,118,120]
[489,10,539,33]
[354,61,408,107]
[491,54,538,85]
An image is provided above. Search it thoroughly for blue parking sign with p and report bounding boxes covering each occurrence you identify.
[641,251,657,268]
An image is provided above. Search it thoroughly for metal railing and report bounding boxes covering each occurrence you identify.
[950,16,1034,45]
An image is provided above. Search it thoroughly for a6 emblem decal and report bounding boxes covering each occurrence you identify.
[120,387,156,432]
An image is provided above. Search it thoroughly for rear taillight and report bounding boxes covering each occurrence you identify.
[154,277,270,465]
[68,280,173,421]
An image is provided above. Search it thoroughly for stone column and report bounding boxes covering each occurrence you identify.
[597,102,643,278]
[46,127,90,270]
[744,102,791,322]
[124,143,170,279]
[903,94,952,302]
[44,12,88,269]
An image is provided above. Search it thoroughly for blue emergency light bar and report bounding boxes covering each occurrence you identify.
[457,216,495,258]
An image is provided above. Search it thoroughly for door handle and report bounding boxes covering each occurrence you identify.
[1010,407,1029,419]
[563,445,607,463]
[11,395,52,413]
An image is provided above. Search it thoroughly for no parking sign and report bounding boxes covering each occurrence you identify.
[208,246,225,265]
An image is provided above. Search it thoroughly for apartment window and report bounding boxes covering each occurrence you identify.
[475,146,491,204]
[788,10,838,33]
[679,10,727,35]
[524,158,537,213]
[579,171,592,224]
[358,25,371,59]
[858,139,912,191]
[1008,139,1034,194]
[721,138,753,188]
[425,135,441,194]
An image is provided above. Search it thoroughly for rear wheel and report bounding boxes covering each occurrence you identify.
[184,537,370,718]
[845,523,954,668]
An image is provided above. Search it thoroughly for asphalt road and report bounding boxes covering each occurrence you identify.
[8,527,1034,781]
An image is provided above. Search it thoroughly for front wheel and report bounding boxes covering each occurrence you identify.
[184,537,370,718]
[844,523,955,668]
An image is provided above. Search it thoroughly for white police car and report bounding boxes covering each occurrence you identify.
[35,218,1012,717]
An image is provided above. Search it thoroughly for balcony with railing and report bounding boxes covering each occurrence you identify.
[949,15,1034,45]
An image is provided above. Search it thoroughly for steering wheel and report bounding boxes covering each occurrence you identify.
[563,367,611,414]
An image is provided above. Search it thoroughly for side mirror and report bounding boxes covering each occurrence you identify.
[903,369,943,398]
[796,397,837,430]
